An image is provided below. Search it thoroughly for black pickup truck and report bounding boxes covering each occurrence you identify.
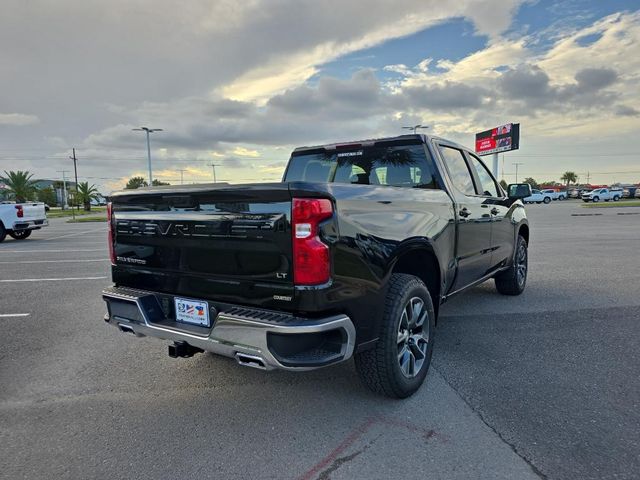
[103,134,531,398]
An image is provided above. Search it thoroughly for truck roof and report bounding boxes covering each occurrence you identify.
[292,133,467,153]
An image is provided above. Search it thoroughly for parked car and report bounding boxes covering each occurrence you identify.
[622,187,638,198]
[524,189,552,204]
[635,188,640,199]
[102,134,531,398]
[581,188,623,202]
[0,201,48,242]
[540,189,567,200]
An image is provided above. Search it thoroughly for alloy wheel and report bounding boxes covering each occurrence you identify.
[397,297,430,378]
[516,242,527,287]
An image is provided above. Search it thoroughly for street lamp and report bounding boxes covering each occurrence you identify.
[132,127,163,184]
[402,124,429,134]
[208,163,220,183]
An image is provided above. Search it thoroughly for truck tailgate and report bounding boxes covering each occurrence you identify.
[110,184,294,307]
[20,203,46,221]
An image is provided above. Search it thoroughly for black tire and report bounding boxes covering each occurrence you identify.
[613,196,620,202]
[543,197,551,204]
[0,223,6,243]
[354,273,435,399]
[8,230,31,240]
[592,196,599,203]
[495,235,528,295]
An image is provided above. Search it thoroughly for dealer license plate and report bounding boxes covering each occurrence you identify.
[174,297,210,327]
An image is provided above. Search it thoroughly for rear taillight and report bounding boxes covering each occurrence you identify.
[292,198,333,285]
[107,202,115,265]
[15,205,23,218]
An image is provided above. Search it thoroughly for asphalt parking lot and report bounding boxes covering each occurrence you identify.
[1,201,639,480]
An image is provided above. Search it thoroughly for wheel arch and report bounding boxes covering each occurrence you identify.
[387,240,443,321]
[518,222,529,245]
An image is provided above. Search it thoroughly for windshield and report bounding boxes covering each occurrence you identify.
[284,143,439,189]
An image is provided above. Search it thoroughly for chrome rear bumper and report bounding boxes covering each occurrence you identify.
[102,286,355,371]
[13,219,48,230]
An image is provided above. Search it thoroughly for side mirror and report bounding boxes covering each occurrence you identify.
[508,183,532,199]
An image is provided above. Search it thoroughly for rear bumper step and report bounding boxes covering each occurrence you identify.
[102,286,355,371]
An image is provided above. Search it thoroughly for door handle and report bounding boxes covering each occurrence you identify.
[490,207,499,215]
[459,207,471,218]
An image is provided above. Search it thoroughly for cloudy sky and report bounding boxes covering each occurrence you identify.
[1,0,639,192]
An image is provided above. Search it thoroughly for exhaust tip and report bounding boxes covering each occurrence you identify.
[118,323,135,334]
[235,352,267,370]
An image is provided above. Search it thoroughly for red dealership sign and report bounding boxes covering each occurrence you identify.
[475,123,520,156]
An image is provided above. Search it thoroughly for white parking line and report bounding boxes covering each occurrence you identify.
[0,249,104,254]
[45,229,105,241]
[0,259,109,264]
[0,313,30,318]
[0,276,108,283]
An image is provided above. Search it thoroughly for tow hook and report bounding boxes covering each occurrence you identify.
[168,341,203,358]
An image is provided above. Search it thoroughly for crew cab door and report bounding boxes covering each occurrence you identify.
[437,144,493,290]
[464,152,513,270]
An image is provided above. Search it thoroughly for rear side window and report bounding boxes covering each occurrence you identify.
[284,144,439,189]
[439,146,475,195]
[467,153,500,197]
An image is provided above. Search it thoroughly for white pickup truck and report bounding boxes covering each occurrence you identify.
[540,189,567,200]
[581,188,623,203]
[0,202,48,242]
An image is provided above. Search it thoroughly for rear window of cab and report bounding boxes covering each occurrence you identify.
[284,143,440,189]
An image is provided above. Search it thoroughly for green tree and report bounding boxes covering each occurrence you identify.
[152,179,170,186]
[75,182,100,211]
[0,170,37,202]
[560,171,577,188]
[37,187,57,206]
[125,176,148,189]
[522,177,539,190]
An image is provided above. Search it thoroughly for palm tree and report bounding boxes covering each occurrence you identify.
[75,182,100,211]
[0,170,37,202]
[560,171,578,188]
[125,176,148,189]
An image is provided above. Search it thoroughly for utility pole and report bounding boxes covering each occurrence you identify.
[402,124,429,134]
[178,169,186,185]
[132,127,163,184]
[586,171,591,184]
[512,162,524,183]
[70,148,79,210]
[208,163,220,183]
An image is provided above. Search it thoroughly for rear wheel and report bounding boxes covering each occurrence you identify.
[613,196,620,202]
[495,235,528,295]
[0,223,6,243]
[355,273,435,398]
[8,230,31,240]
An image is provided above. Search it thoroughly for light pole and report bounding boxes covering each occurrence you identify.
[208,163,220,183]
[402,124,429,134]
[70,148,79,210]
[132,127,163,184]
[512,162,524,183]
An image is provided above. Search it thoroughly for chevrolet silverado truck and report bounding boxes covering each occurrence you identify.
[581,188,622,202]
[102,134,531,398]
[0,201,48,242]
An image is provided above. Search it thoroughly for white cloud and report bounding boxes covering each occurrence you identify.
[0,113,39,126]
